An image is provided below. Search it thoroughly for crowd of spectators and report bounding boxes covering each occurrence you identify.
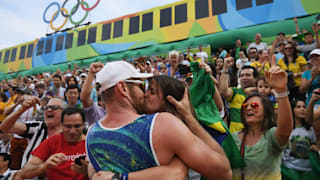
[0,17,319,179]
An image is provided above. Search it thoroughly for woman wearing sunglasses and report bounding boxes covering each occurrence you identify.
[231,64,293,180]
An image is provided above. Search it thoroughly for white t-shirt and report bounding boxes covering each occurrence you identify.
[282,127,317,172]
[196,51,208,63]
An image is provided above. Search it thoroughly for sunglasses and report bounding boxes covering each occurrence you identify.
[63,124,84,129]
[285,47,293,50]
[242,102,259,110]
[249,51,257,54]
[124,79,148,92]
[44,105,62,111]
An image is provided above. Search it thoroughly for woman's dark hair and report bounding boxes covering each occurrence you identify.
[152,75,196,120]
[240,94,277,133]
[291,99,311,130]
[210,57,224,78]
[284,42,298,65]
[66,75,79,87]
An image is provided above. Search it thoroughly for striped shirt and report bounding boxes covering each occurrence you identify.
[21,121,48,167]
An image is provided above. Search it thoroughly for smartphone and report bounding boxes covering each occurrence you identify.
[74,155,86,165]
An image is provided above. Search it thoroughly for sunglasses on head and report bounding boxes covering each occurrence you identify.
[44,105,62,111]
[242,102,259,110]
[124,79,148,92]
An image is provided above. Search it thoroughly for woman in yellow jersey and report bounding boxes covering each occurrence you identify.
[277,42,308,100]
[232,64,292,180]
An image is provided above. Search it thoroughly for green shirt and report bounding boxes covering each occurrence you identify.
[231,127,284,180]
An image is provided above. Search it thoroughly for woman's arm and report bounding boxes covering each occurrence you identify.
[265,55,293,146]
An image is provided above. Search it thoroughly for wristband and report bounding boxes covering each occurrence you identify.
[221,70,229,74]
[274,91,288,99]
[121,172,129,180]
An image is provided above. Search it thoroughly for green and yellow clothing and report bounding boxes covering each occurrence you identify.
[250,61,270,75]
[232,127,284,180]
[228,88,246,133]
[277,56,307,86]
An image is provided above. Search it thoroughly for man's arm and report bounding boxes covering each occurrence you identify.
[0,96,39,135]
[154,113,232,179]
[80,62,104,108]
[19,153,66,179]
[305,89,320,124]
[218,57,233,100]
[300,68,319,94]
[88,157,188,180]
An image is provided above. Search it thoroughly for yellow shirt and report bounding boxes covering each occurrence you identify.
[277,56,307,86]
[0,102,6,122]
[250,61,270,75]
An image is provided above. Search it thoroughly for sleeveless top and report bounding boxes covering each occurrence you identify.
[86,114,159,173]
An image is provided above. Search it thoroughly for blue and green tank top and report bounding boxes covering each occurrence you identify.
[86,114,159,173]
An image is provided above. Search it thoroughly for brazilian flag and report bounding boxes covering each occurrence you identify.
[281,151,320,179]
[189,62,245,169]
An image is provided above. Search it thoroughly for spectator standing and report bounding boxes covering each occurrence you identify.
[277,42,308,101]
[196,45,208,63]
[281,99,317,180]
[18,107,88,180]
[247,33,268,52]
[300,49,320,106]
[219,60,259,133]
[232,64,292,179]
[297,23,320,60]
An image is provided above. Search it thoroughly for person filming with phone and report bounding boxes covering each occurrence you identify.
[15,106,88,180]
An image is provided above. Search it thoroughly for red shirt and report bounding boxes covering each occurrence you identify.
[31,133,87,180]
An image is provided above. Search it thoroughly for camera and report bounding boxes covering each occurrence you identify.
[74,155,86,166]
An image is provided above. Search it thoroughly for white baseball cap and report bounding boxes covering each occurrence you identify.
[96,61,153,93]
[309,49,320,59]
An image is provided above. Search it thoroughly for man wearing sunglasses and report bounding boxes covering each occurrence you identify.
[0,97,66,175]
[17,107,87,180]
[86,61,231,179]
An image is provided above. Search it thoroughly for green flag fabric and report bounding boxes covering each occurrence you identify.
[189,62,245,169]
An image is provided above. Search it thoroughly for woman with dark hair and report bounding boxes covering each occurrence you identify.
[277,42,308,100]
[281,99,317,179]
[144,74,229,179]
[65,75,79,87]
[231,64,293,180]
[212,57,224,82]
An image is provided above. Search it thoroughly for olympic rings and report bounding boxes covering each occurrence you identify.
[43,2,60,24]
[43,0,101,31]
[61,0,80,18]
[69,1,89,26]
[50,8,69,31]
[81,0,100,11]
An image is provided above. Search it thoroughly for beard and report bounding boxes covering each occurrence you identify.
[128,88,145,114]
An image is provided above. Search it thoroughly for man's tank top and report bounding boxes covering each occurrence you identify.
[86,114,160,173]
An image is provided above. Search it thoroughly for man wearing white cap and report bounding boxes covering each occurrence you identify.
[86,61,231,179]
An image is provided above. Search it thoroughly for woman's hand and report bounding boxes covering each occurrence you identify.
[167,87,194,121]
[265,55,288,93]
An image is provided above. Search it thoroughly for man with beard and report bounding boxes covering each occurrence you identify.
[86,61,231,180]
[219,57,259,133]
